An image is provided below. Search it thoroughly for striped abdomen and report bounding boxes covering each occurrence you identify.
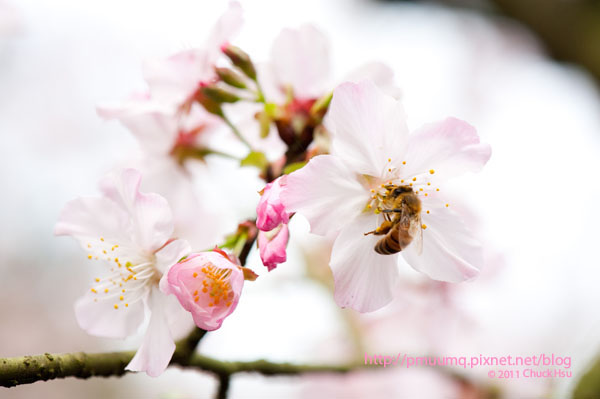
[374,225,414,255]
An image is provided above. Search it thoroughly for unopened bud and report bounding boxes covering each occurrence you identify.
[215,67,247,89]
[194,91,224,117]
[221,43,257,80]
[200,84,241,103]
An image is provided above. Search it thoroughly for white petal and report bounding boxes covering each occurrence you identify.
[402,199,482,282]
[331,214,400,312]
[344,62,402,99]
[401,117,491,181]
[100,169,174,252]
[126,288,176,377]
[205,1,243,62]
[326,80,409,176]
[74,290,145,339]
[54,196,130,248]
[270,24,331,99]
[96,94,177,156]
[281,155,368,237]
[156,239,192,290]
[143,48,212,105]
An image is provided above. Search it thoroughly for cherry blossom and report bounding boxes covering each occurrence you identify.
[164,249,244,331]
[54,169,191,376]
[281,80,491,312]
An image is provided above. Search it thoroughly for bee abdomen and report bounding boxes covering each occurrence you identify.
[375,231,401,255]
[374,228,413,255]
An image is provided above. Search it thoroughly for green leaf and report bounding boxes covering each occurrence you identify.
[240,151,269,170]
[574,356,600,399]
[283,161,306,175]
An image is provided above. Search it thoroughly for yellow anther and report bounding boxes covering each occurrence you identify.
[102,250,107,254]
[419,188,423,191]
[445,203,449,207]
[402,161,406,165]
[400,179,404,183]
[388,168,392,172]
[95,278,100,282]
[100,237,104,242]
[194,296,200,303]
[114,258,119,263]
[388,158,391,162]
[436,188,440,192]
[87,243,91,248]
[429,169,435,174]
[193,272,198,278]
[427,182,431,186]
[122,289,125,293]
[424,193,428,196]
[412,177,417,181]
[421,224,427,229]
[208,303,214,307]
[426,210,430,214]
[91,288,97,293]
[104,288,109,293]
[114,304,118,309]
[125,303,129,307]
[88,255,92,260]
[370,189,375,193]
[119,296,124,301]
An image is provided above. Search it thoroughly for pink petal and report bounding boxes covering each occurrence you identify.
[74,290,145,339]
[401,117,492,181]
[330,214,400,312]
[99,169,174,252]
[256,177,289,232]
[326,80,410,176]
[126,288,176,377]
[270,24,331,99]
[281,155,369,237]
[402,199,482,282]
[166,252,244,331]
[258,224,289,271]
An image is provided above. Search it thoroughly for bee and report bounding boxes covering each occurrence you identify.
[364,185,423,255]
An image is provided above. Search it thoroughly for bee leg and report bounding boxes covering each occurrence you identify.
[364,220,392,236]
[381,209,402,213]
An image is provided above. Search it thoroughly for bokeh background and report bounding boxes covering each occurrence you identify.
[2,0,600,398]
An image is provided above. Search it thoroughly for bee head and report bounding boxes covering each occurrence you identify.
[393,186,413,196]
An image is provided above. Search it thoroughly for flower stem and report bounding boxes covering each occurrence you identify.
[222,115,253,152]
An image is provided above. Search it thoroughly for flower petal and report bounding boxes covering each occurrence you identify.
[326,80,409,176]
[258,224,289,271]
[74,290,145,339]
[126,288,176,377]
[156,238,192,278]
[281,155,368,237]
[331,214,400,312]
[402,199,482,282]
[99,169,174,252]
[401,117,491,181]
[96,94,178,156]
[344,62,402,99]
[270,24,331,99]
[54,196,131,249]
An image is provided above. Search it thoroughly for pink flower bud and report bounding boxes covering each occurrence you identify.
[258,223,289,271]
[256,176,289,231]
[165,251,244,331]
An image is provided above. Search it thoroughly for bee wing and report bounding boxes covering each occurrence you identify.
[399,203,423,255]
[408,212,423,256]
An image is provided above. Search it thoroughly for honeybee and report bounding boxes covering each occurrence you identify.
[364,185,423,255]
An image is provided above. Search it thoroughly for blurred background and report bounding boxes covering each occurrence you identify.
[2,0,600,398]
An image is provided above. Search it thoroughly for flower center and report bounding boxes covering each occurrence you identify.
[194,263,234,308]
[85,237,158,310]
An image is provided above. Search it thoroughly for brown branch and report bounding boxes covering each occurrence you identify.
[0,349,358,388]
